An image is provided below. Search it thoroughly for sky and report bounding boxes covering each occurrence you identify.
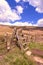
[0,0,43,26]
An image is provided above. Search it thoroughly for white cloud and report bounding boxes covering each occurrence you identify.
[16,6,23,14]
[13,22,33,26]
[2,19,43,27]
[0,0,21,22]
[23,0,43,13]
[0,21,33,26]
[15,0,20,3]
[1,19,43,27]
[0,22,12,26]
[0,0,43,27]
[36,18,43,27]
[23,0,29,2]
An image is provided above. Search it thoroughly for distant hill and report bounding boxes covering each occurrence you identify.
[0,25,43,35]
[0,25,14,35]
[0,25,43,43]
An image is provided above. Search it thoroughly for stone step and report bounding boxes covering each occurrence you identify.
[23,47,29,51]
[22,43,27,46]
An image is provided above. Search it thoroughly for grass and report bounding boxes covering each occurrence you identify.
[0,35,43,65]
[29,42,43,50]
[0,46,36,65]
[0,41,6,55]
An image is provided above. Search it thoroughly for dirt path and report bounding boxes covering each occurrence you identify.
[25,50,43,64]
[33,56,43,64]
[0,47,43,64]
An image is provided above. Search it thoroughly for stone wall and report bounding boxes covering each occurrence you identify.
[16,27,43,43]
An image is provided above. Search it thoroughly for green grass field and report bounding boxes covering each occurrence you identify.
[0,46,36,65]
[29,42,43,50]
[0,35,43,65]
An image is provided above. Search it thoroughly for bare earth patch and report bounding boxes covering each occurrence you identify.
[33,56,43,64]
[25,50,43,64]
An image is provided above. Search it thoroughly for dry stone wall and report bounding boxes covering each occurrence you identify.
[15,27,43,43]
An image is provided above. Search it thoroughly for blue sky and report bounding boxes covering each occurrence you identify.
[0,0,43,26]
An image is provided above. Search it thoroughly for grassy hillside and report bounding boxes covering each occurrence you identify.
[0,25,43,65]
[0,25,13,35]
[29,42,43,50]
[0,46,36,65]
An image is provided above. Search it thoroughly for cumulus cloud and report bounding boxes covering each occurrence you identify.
[15,0,20,3]
[0,0,43,27]
[36,18,43,27]
[13,22,33,26]
[16,6,23,14]
[23,0,29,2]
[23,0,43,13]
[0,21,33,26]
[14,0,43,13]
[0,0,21,22]
[1,19,43,27]
[0,22,12,26]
